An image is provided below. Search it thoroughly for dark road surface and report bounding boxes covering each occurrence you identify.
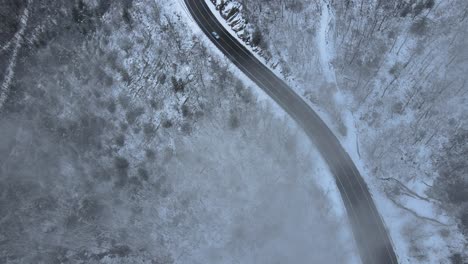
[183,1,399,263]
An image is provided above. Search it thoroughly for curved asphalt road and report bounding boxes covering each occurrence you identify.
[184,1,399,263]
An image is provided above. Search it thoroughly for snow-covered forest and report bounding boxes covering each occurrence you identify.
[1,0,467,263]
[0,0,362,263]
[212,0,467,263]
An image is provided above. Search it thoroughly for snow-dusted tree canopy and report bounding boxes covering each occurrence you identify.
[0,0,466,263]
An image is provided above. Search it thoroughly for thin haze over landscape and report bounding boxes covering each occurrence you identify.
[0,0,467,263]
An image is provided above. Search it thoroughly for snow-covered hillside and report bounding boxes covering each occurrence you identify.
[206,0,468,263]
[0,0,360,263]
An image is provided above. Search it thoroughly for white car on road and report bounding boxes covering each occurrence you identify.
[211,31,220,40]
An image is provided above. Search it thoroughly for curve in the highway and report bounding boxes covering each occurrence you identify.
[184,1,399,263]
